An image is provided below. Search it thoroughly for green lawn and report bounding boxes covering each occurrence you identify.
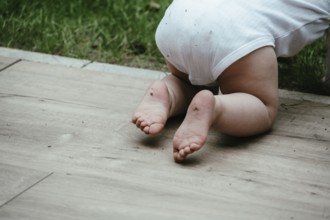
[0,0,171,70]
[0,0,328,95]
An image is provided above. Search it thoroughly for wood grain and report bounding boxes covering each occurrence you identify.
[0,60,329,220]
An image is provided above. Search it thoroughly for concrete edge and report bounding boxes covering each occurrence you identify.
[0,47,167,80]
[0,47,91,68]
[83,62,167,80]
[0,47,329,104]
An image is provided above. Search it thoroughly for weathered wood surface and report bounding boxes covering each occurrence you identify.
[0,56,19,71]
[0,58,329,220]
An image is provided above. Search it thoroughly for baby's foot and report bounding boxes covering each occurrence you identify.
[173,90,215,161]
[132,80,170,135]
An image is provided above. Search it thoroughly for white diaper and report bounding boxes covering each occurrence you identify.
[156,0,330,85]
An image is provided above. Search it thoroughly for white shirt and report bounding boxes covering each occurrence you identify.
[155,0,330,85]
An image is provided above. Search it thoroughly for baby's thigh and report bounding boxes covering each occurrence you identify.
[218,47,279,120]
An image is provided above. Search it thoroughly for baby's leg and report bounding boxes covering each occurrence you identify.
[132,78,171,135]
[173,90,215,161]
[132,64,199,135]
[173,91,277,161]
[173,46,278,161]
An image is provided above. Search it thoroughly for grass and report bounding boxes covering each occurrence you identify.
[0,0,171,70]
[0,0,328,95]
[278,37,327,95]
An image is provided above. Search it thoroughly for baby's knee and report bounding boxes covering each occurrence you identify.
[265,104,279,129]
[258,95,278,129]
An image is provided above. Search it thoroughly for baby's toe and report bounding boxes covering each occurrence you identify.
[190,143,201,152]
[140,120,149,128]
[134,117,142,126]
[184,146,192,154]
[143,126,150,134]
[179,149,187,158]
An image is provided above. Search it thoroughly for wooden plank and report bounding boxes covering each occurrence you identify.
[0,147,329,219]
[0,60,148,109]
[0,166,329,220]
[274,98,330,141]
[0,60,329,219]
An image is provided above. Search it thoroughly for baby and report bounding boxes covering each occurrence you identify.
[132,0,330,162]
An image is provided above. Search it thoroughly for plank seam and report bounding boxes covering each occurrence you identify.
[0,59,22,72]
[0,172,54,209]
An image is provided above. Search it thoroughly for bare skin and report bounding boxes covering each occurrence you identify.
[132,71,200,135]
[132,46,279,162]
[172,90,215,161]
[132,80,170,135]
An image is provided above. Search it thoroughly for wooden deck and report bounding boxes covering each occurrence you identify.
[0,48,330,220]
